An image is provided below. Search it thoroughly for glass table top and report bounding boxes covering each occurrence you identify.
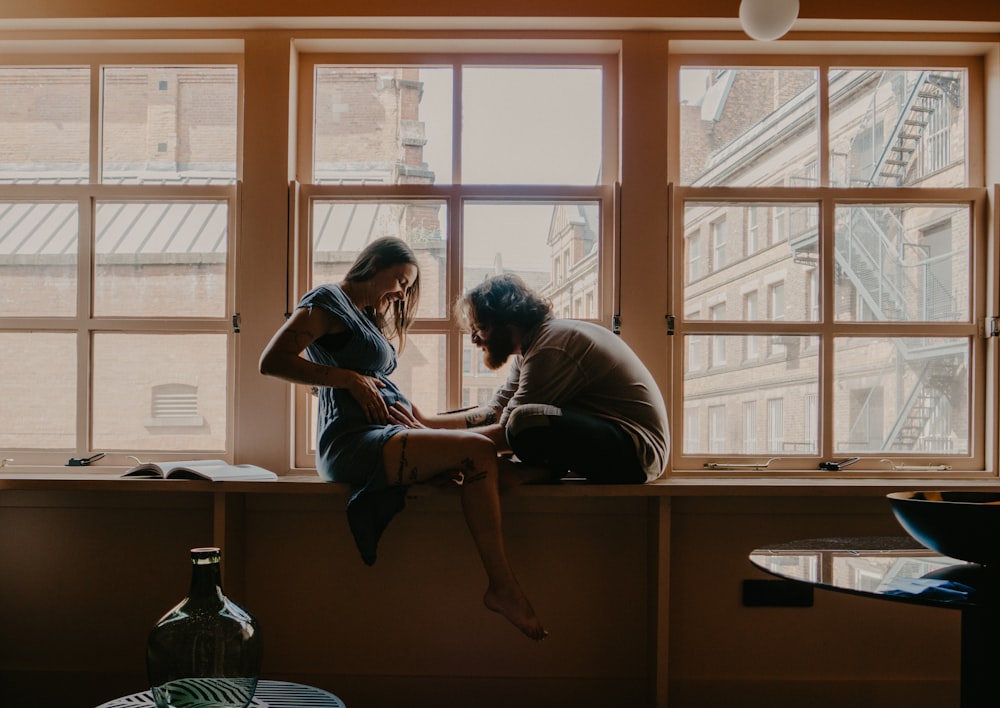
[749,535,1000,610]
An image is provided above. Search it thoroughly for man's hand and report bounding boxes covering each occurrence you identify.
[387,402,426,429]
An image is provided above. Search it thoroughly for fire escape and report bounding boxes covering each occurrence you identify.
[790,70,965,452]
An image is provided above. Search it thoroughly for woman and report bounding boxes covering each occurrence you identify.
[259,237,545,640]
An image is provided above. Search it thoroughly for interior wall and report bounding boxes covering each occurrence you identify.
[0,491,962,708]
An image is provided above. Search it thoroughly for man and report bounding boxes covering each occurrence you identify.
[405,274,669,484]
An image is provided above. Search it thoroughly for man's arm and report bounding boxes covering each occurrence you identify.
[420,404,501,430]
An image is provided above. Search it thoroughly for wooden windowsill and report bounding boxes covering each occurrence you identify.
[2,468,1000,497]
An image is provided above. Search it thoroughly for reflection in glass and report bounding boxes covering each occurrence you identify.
[94,201,228,317]
[313,66,452,185]
[93,333,227,451]
[0,333,76,448]
[679,67,818,187]
[683,335,818,455]
[684,202,818,322]
[310,200,447,319]
[829,69,966,188]
[834,337,968,455]
[0,67,89,184]
[834,204,969,323]
[102,66,238,185]
[0,201,78,317]
[462,67,603,185]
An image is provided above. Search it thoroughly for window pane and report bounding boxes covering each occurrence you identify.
[0,333,76,448]
[0,201,78,317]
[94,201,228,317]
[464,201,600,319]
[311,200,447,319]
[683,335,818,454]
[830,69,966,188]
[685,202,818,322]
[102,66,238,185]
[394,333,447,416]
[680,67,818,187]
[833,337,968,455]
[313,66,451,185]
[93,333,227,451]
[834,204,969,322]
[0,67,89,184]
[462,67,602,185]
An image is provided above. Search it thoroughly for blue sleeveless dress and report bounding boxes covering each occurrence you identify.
[298,284,411,565]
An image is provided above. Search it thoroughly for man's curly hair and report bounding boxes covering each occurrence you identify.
[456,273,552,332]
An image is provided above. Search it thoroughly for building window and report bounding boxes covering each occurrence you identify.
[673,60,981,471]
[741,401,757,454]
[145,384,206,430]
[767,398,785,453]
[746,206,761,255]
[687,231,704,282]
[709,303,726,367]
[743,292,759,360]
[711,218,727,271]
[708,405,727,453]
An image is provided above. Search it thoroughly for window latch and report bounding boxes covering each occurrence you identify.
[612,314,622,335]
[704,458,778,470]
[666,314,676,335]
[879,459,953,472]
[819,456,860,471]
[232,312,241,334]
[986,317,1000,338]
[66,452,106,467]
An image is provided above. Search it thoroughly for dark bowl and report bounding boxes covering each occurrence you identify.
[888,491,1000,566]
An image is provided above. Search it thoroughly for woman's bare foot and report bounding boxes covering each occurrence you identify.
[484,584,547,640]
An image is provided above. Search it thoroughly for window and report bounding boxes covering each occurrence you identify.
[687,231,704,281]
[766,398,785,454]
[296,55,615,466]
[708,405,727,453]
[741,401,757,454]
[673,58,982,471]
[746,206,761,255]
[711,218,727,271]
[0,60,240,464]
[743,292,759,360]
[709,303,727,367]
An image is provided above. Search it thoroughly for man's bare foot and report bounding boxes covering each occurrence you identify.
[497,458,559,491]
[484,585,548,640]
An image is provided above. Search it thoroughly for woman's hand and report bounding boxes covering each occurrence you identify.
[345,371,388,424]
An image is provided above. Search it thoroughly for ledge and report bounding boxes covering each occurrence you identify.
[2,469,1000,497]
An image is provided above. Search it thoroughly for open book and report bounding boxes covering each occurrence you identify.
[122,459,278,481]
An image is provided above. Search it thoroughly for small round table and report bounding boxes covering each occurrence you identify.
[750,535,999,708]
[95,679,346,708]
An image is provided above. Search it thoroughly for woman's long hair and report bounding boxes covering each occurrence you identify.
[343,237,421,351]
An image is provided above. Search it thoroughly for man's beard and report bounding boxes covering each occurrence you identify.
[482,326,516,370]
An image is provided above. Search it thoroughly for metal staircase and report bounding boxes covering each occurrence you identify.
[787,71,966,451]
[863,71,959,187]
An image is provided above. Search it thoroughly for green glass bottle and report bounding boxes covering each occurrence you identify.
[146,547,262,708]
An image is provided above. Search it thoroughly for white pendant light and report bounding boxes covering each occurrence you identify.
[739,0,799,41]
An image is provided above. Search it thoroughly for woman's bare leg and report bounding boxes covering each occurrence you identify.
[382,428,546,640]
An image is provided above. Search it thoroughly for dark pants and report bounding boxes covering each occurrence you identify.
[505,404,646,484]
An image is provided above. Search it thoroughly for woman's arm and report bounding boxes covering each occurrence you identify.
[259,306,389,423]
